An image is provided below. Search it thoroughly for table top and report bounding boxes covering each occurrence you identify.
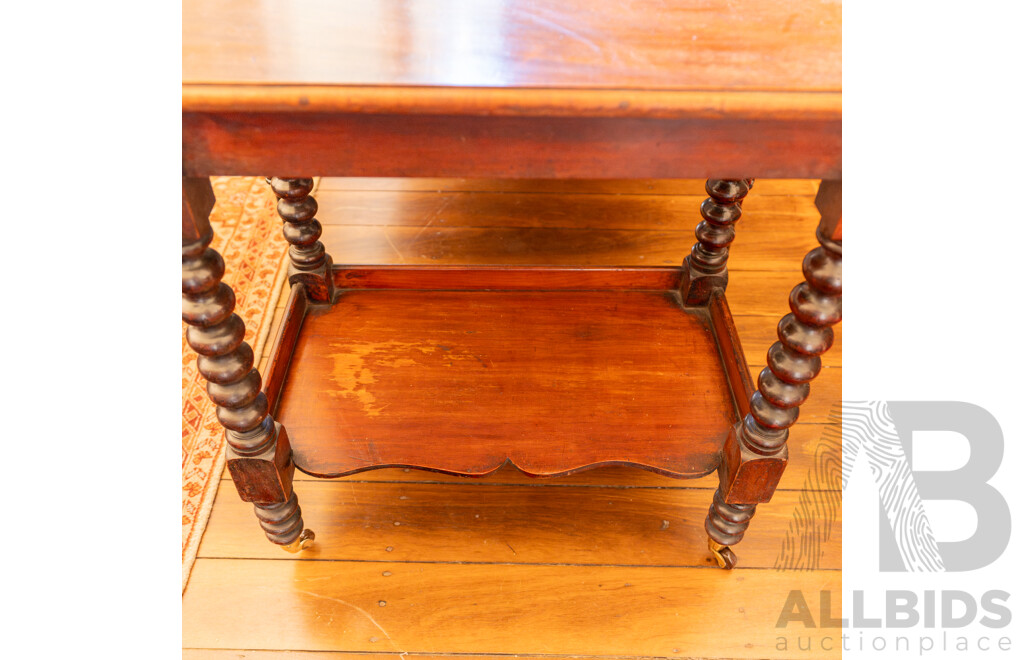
[183,0,840,118]
[183,0,840,179]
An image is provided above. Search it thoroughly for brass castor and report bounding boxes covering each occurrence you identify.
[281,528,315,553]
[709,538,738,569]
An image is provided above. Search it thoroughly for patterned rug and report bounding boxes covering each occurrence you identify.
[182,177,290,590]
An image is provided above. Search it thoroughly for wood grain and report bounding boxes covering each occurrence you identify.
[709,291,755,418]
[183,559,841,658]
[332,265,683,291]
[183,112,840,180]
[183,0,839,93]
[279,290,736,478]
[198,480,841,569]
[241,178,840,493]
[316,225,817,269]
[184,653,594,660]
[316,177,821,196]
[313,189,819,229]
[261,283,308,414]
[267,420,839,493]
[311,179,822,275]
[187,177,842,659]
[183,650,598,654]
[728,271,815,315]
[737,316,842,367]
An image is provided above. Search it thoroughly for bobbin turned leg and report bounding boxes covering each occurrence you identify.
[706,491,755,569]
[183,177,314,552]
[706,180,842,568]
[268,177,335,303]
[680,178,753,306]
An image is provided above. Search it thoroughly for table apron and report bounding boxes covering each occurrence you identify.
[183,111,841,180]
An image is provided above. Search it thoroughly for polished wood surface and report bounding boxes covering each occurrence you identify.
[253,176,838,573]
[314,189,818,229]
[183,112,840,179]
[316,177,823,195]
[184,559,840,657]
[304,186,823,268]
[183,0,839,92]
[199,478,840,569]
[261,283,308,416]
[332,265,683,291]
[279,285,735,478]
[183,1,840,178]
[313,223,818,267]
[186,178,842,658]
[300,179,841,487]
[182,0,843,637]
[288,422,836,493]
[709,290,756,418]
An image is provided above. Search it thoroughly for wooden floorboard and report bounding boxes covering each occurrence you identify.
[735,316,841,368]
[314,190,819,230]
[318,225,818,270]
[184,651,827,660]
[316,177,821,196]
[186,650,770,654]
[184,559,839,658]
[187,178,841,659]
[198,481,840,569]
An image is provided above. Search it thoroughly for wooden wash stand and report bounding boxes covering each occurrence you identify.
[182,0,841,569]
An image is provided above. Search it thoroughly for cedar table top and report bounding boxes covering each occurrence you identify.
[183,1,841,179]
[183,0,840,118]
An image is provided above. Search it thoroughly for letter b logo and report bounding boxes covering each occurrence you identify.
[844,401,1010,571]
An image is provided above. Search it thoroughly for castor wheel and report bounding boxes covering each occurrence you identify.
[281,528,315,553]
[709,538,738,569]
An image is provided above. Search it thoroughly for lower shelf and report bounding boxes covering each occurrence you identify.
[266,266,752,479]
